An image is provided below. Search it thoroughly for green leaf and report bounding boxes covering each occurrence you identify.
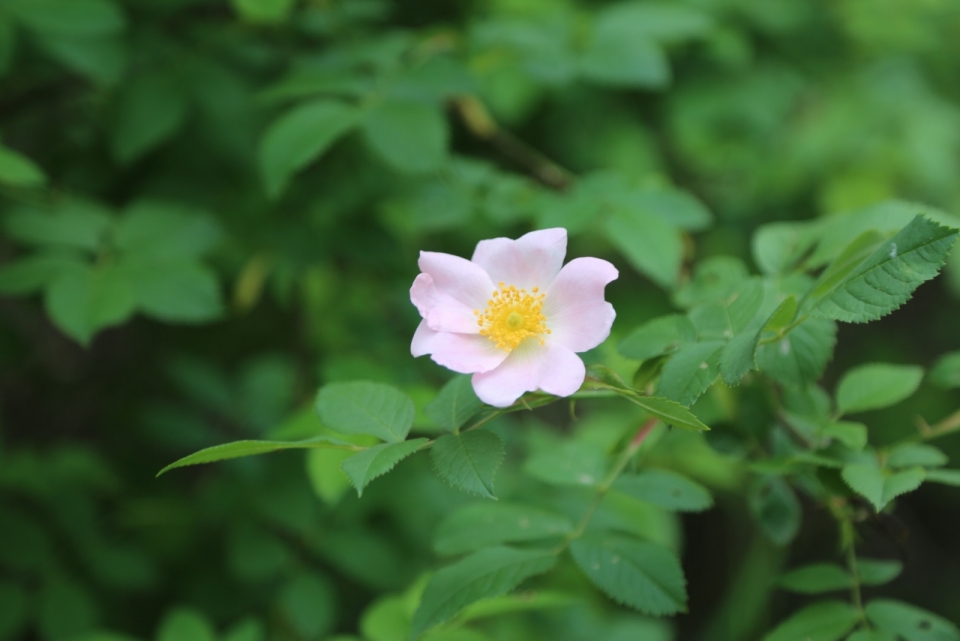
[9,0,125,36]
[821,422,867,451]
[156,436,353,476]
[777,564,851,594]
[0,144,46,186]
[749,476,801,546]
[925,469,960,486]
[761,601,859,641]
[231,0,295,24]
[841,463,926,511]
[580,35,669,89]
[591,1,712,42]
[764,296,799,333]
[618,314,696,361]
[278,574,336,638]
[673,256,749,309]
[410,546,557,640]
[752,222,815,274]
[0,253,85,295]
[45,264,136,344]
[112,71,188,163]
[123,260,223,323]
[524,441,608,488]
[626,187,713,232]
[341,438,428,496]
[885,443,947,468]
[39,577,98,640]
[857,559,902,586]
[569,533,687,616]
[622,394,710,432]
[431,429,504,498]
[458,590,574,623]
[929,351,960,389]
[613,469,713,512]
[157,609,216,641]
[434,502,573,555]
[114,201,222,260]
[865,599,960,641]
[362,100,448,174]
[259,99,360,198]
[836,363,924,414]
[316,381,415,443]
[604,207,683,289]
[36,32,126,84]
[810,216,959,323]
[424,376,483,433]
[6,201,112,250]
[361,595,409,641]
[755,318,837,387]
[847,631,898,641]
[656,341,724,406]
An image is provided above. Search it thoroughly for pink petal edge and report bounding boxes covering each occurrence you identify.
[543,257,618,353]
[410,273,481,334]
[470,339,586,407]
[471,228,567,292]
[411,321,508,374]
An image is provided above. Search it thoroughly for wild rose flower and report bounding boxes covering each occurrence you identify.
[410,228,618,407]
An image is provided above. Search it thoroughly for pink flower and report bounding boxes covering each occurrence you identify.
[410,228,618,408]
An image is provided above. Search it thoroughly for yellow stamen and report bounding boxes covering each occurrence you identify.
[475,283,548,351]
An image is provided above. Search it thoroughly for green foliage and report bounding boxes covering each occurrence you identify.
[762,601,859,641]
[749,476,801,546]
[929,352,960,389]
[425,376,483,433]
[316,382,415,443]
[841,463,926,512]
[431,430,505,499]
[836,363,924,414]
[434,502,574,555]
[776,564,851,594]
[865,600,960,641]
[0,143,46,186]
[613,469,713,512]
[858,559,903,586]
[157,436,352,476]
[341,438,429,496]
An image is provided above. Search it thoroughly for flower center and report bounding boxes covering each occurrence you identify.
[475,282,550,351]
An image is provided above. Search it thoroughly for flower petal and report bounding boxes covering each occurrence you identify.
[471,228,567,291]
[543,257,618,353]
[419,251,496,311]
[410,273,481,333]
[411,321,508,374]
[470,339,585,407]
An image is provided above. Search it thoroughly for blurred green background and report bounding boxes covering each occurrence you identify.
[1,0,960,639]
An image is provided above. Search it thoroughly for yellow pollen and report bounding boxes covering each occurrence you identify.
[475,283,548,351]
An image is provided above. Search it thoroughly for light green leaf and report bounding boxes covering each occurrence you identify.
[156,436,353,476]
[673,256,749,309]
[259,99,360,198]
[434,503,573,555]
[115,201,222,259]
[123,260,223,323]
[656,341,724,406]
[592,1,712,42]
[857,559,902,586]
[865,599,960,641]
[749,476,801,546]
[570,533,687,616]
[341,438,428,496]
[112,71,188,163]
[0,144,46,186]
[9,0,125,36]
[0,253,85,295]
[410,546,557,640]
[836,363,924,415]
[618,314,696,361]
[841,464,926,511]
[316,381,415,443]
[223,619,265,641]
[524,441,608,488]
[777,564,851,594]
[6,201,112,250]
[604,207,683,289]
[761,601,859,641]
[929,351,960,389]
[580,35,669,89]
[431,429,504,498]
[755,318,837,387]
[360,595,408,641]
[614,469,713,512]
[764,296,799,333]
[806,230,888,303]
[752,222,815,274]
[458,590,574,623]
[425,376,483,433]
[625,187,713,232]
[885,443,947,468]
[925,469,960,486]
[36,32,126,84]
[821,422,867,451]
[157,608,215,641]
[45,263,136,344]
[306,448,353,505]
[622,394,710,432]
[362,100,448,173]
[810,216,959,323]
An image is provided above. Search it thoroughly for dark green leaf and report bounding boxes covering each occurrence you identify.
[9,0,125,36]
[434,502,573,555]
[836,363,924,414]
[0,143,46,186]
[857,559,902,586]
[431,429,504,498]
[340,438,428,496]
[618,314,696,361]
[425,376,483,432]
[0,253,85,295]
[157,436,353,476]
[749,476,801,546]
[123,260,223,323]
[580,35,669,89]
[361,100,448,173]
[6,201,112,250]
[761,601,859,641]
[114,201,222,259]
[865,599,960,641]
[278,574,337,638]
[316,381,415,443]
[614,469,713,512]
[112,71,188,163]
[841,464,926,511]
[777,564,851,594]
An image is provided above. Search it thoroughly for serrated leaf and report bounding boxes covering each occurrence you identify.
[810,216,958,323]
[762,601,859,641]
[925,469,960,486]
[929,352,960,389]
[841,463,926,511]
[821,422,867,451]
[523,441,608,488]
[434,503,573,555]
[259,99,360,198]
[0,143,46,186]
[316,381,415,443]
[885,443,947,468]
[410,546,557,640]
[752,222,816,274]
[622,394,710,432]
[836,363,924,415]
[431,429,504,498]
[604,206,683,289]
[157,436,353,476]
[656,341,724,406]
[613,469,713,512]
[857,559,902,586]
[722,292,799,386]
[755,318,837,387]
[341,438,428,496]
[749,476,801,546]
[777,564,851,594]
[865,599,960,641]
[424,376,483,433]
[122,260,222,323]
[618,314,696,361]
[569,533,687,616]
[361,100,448,174]
[114,201,222,259]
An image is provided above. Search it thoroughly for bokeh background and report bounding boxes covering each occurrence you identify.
[1,0,960,639]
